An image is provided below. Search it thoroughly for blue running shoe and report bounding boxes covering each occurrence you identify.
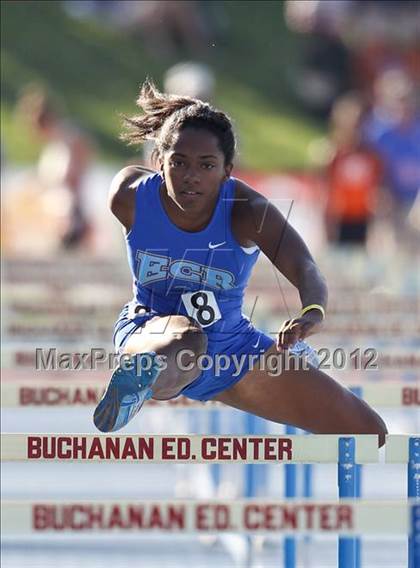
[93,352,162,432]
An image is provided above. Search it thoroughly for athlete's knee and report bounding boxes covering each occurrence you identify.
[353,395,388,447]
[368,411,388,448]
[169,315,208,354]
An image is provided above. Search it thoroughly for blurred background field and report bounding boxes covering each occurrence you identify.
[1,1,419,567]
[1,0,320,169]
[2,0,419,260]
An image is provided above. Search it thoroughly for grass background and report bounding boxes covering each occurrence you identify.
[1,0,323,169]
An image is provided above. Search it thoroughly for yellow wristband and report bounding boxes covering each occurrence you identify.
[301,304,325,319]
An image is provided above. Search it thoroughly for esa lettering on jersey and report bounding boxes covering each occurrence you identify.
[135,251,235,290]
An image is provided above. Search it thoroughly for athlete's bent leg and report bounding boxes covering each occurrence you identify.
[93,315,207,432]
[122,314,208,400]
[213,344,388,447]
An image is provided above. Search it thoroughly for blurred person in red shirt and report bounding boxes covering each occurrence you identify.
[324,93,382,247]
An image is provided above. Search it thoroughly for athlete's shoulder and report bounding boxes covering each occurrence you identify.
[230,178,269,247]
[231,177,269,222]
[109,165,157,231]
[111,165,157,195]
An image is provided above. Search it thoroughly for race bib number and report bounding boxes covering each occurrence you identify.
[181,290,221,328]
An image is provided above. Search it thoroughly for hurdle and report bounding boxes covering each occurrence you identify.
[0,434,381,463]
[1,380,419,408]
[1,382,419,567]
[1,434,419,567]
[0,498,416,536]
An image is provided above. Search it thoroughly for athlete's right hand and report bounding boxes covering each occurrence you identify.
[276,311,323,351]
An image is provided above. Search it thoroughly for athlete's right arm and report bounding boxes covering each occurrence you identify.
[108,165,156,232]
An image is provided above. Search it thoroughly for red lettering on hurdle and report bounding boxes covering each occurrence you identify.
[161,437,191,460]
[19,387,100,406]
[32,504,186,531]
[195,504,231,530]
[337,505,353,529]
[402,387,419,406]
[28,436,42,459]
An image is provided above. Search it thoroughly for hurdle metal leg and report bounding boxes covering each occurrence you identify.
[245,412,259,568]
[410,503,420,568]
[338,437,360,568]
[210,409,221,488]
[408,437,420,568]
[350,387,363,568]
[355,462,362,568]
[302,432,313,565]
[284,424,297,568]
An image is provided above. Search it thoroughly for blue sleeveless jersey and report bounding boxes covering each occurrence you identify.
[125,173,260,334]
[115,172,276,400]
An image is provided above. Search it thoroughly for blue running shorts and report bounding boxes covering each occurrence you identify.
[113,303,276,401]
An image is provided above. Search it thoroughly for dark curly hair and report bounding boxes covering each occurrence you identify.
[121,79,236,165]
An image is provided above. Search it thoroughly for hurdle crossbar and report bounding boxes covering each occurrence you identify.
[1,381,418,408]
[0,434,380,463]
[1,499,416,536]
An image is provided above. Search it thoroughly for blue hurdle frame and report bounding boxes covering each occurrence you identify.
[408,437,420,568]
[240,416,420,568]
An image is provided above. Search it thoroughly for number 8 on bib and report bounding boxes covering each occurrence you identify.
[181,290,222,328]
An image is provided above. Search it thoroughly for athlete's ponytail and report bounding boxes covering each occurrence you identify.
[120,80,196,145]
[121,79,236,165]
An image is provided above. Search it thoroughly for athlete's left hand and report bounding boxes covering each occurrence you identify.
[276,310,323,351]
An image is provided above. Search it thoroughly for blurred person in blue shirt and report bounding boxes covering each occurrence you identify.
[362,68,420,250]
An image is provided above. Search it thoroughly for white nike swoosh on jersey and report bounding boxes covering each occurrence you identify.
[252,335,261,348]
[208,241,226,249]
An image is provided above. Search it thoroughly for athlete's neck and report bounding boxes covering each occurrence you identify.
[160,184,219,233]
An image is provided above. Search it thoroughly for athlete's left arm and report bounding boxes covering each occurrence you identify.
[239,182,328,348]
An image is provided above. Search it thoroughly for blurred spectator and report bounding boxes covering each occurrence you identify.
[324,93,382,247]
[285,0,353,117]
[363,69,420,251]
[348,0,420,93]
[15,84,93,250]
[362,68,416,145]
[285,0,419,116]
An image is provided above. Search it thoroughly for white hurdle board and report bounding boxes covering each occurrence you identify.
[0,499,413,536]
[386,435,420,462]
[0,434,380,464]
[1,381,418,408]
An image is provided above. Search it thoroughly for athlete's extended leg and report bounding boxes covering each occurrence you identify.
[94,315,207,431]
[213,344,388,446]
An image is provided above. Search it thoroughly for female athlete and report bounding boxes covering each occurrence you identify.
[93,80,387,445]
